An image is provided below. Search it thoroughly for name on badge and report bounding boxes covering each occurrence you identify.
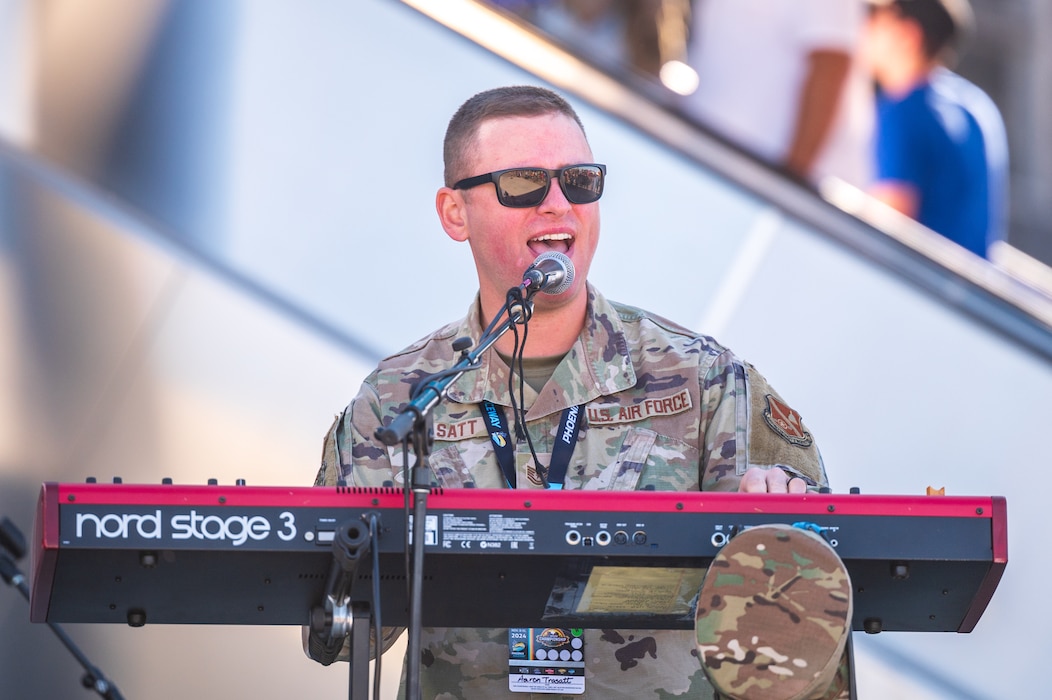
[508,627,585,694]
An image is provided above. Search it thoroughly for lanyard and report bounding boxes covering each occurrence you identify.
[480,401,584,489]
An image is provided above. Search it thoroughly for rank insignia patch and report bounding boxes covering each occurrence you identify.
[762,394,814,447]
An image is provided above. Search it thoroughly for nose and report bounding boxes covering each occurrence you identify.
[537,178,572,214]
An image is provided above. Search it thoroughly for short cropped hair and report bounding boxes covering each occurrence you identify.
[442,86,586,187]
[878,0,974,64]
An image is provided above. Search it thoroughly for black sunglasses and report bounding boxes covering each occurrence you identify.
[453,164,606,208]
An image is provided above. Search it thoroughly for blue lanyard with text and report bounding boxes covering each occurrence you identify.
[480,401,584,489]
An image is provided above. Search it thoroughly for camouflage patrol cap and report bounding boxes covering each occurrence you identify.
[695,524,852,700]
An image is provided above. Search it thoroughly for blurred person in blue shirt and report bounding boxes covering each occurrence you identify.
[860,0,1008,259]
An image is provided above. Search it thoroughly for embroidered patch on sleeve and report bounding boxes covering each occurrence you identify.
[762,394,814,447]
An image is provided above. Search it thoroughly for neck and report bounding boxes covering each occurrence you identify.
[877,58,936,99]
[481,289,588,357]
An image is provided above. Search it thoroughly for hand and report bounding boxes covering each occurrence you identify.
[738,466,809,494]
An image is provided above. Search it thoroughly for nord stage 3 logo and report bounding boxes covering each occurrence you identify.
[67,508,300,548]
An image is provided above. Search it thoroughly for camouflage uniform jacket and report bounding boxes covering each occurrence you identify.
[316,284,830,699]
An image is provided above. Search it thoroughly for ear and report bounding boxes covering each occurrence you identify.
[436,187,470,242]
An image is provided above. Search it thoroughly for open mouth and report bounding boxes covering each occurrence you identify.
[528,232,573,256]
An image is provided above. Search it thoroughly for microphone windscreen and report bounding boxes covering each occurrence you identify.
[532,251,575,295]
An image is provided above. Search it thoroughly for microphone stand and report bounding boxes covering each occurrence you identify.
[374,291,534,700]
[0,517,125,700]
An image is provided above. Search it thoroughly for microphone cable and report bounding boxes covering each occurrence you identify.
[503,287,550,488]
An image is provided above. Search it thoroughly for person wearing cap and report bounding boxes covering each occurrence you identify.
[309,85,854,698]
[861,0,1008,259]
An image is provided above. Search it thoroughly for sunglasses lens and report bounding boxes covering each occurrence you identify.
[491,165,605,207]
[561,166,604,204]
[496,169,550,207]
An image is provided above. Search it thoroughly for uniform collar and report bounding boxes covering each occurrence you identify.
[444,283,637,418]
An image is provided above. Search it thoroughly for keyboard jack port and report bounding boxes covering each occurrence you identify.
[710,531,729,548]
[565,529,581,546]
[613,530,629,545]
[596,530,611,546]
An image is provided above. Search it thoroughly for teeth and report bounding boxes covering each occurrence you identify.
[530,233,572,242]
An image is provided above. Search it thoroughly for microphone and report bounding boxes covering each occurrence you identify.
[521,251,575,296]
